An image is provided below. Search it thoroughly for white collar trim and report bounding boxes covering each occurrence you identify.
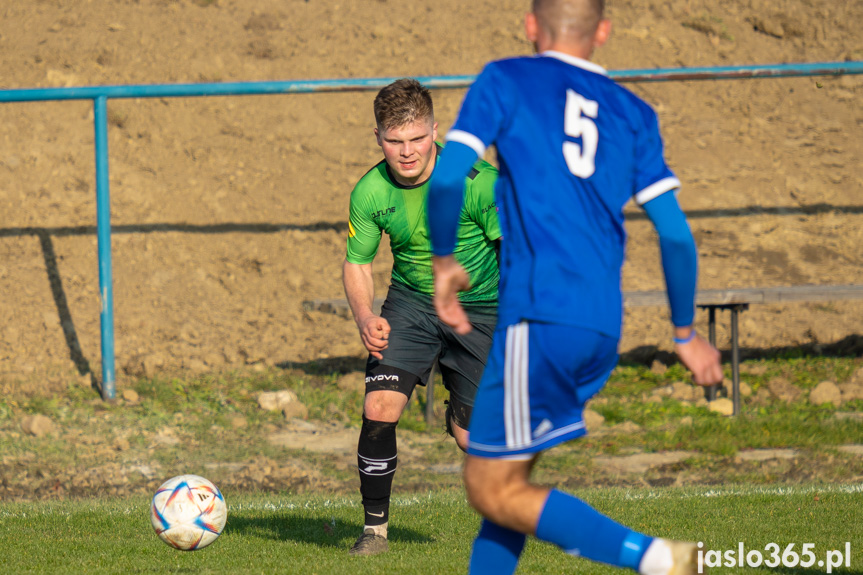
[540,51,608,76]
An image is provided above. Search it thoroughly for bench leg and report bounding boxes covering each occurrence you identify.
[699,303,747,414]
[731,306,740,416]
[707,307,718,401]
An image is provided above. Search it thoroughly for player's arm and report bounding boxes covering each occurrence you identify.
[344,189,390,358]
[342,260,389,359]
[428,140,481,334]
[642,191,722,386]
[429,141,481,254]
[642,191,696,328]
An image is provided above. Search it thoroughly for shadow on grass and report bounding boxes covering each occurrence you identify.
[225,513,432,548]
[278,356,367,376]
[276,336,863,377]
[620,334,863,368]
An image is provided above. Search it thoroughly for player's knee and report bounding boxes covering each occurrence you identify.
[445,399,471,451]
[465,480,500,519]
[463,459,501,515]
[453,429,469,452]
[363,391,406,422]
[362,402,396,422]
[463,466,485,512]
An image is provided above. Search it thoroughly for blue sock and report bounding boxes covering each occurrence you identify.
[535,489,653,571]
[469,519,526,575]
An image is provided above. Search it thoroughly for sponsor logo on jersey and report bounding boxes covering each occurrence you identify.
[481,202,497,214]
[371,206,397,219]
[366,374,400,383]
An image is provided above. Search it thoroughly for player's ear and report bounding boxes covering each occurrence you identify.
[593,18,611,49]
[524,12,539,44]
[432,121,438,142]
[374,126,382,146]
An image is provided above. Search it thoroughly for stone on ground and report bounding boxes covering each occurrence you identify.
[21,414,54,437]
[809,381,842,406]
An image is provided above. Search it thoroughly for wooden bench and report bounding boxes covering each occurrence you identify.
[304,284,863,416]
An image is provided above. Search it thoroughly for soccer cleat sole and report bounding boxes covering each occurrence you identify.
[348,528,389,556]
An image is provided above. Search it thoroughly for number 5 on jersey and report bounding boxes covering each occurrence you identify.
[563,89,599,178]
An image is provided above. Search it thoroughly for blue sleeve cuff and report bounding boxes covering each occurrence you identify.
[427,140,480,256]
[642,190,697,327]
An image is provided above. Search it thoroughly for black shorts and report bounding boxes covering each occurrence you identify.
[365,283,496,430]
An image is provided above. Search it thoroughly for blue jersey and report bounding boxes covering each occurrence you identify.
[446,51,680,338]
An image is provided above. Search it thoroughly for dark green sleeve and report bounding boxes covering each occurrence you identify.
[345,184,382,264]
[466,164,501,241]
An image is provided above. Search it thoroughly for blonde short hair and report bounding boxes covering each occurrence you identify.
[373,78,434,131]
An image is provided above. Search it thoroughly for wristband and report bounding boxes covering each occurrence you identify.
[673,330,696,345]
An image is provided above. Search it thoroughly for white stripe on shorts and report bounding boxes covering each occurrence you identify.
[504,322,531,449]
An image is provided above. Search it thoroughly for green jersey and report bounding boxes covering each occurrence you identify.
[346,145,501,306]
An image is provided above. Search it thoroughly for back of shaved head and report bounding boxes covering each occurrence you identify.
[532,0,605,43]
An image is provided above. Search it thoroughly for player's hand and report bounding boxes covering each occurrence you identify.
[675,332,723,386]
[432,255,472,335]
[358,315,390,360]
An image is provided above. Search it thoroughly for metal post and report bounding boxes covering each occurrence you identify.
[94,96,115,400]
[706,306,718,401]
[708,307,716,346]
[731,306,741,415]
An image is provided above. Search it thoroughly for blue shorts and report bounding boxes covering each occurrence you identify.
[467,321,618,459]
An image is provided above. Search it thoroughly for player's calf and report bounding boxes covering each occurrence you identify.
[352,417,398,555]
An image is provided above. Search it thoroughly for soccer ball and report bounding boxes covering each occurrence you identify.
[150,474,227,550]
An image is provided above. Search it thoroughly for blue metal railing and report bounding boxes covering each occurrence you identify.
[1,61,862,400]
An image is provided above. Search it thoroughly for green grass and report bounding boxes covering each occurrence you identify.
[1,356,862,571]
[590,357,863,455]
[0,485,861,574]
[1,356,862,498]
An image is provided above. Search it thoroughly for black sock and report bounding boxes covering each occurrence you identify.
[357,416,398,527]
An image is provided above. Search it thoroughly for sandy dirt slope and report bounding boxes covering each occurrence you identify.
[0,0,861,391]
